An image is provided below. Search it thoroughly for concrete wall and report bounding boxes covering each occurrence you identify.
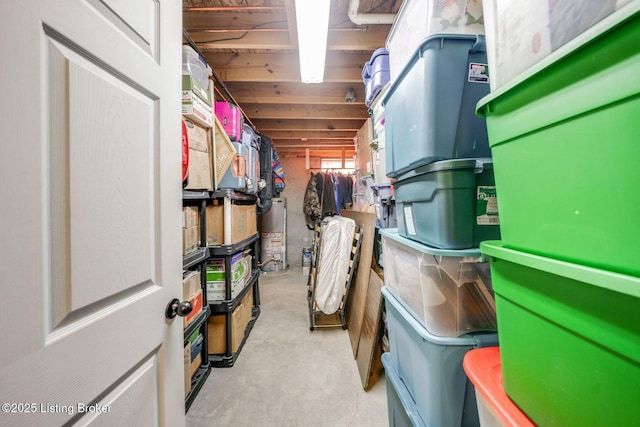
[273,156,317,267]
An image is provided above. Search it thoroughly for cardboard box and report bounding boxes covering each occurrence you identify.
[183,118,209,153]
[182,206,199,229]
[182,75,212,106]
[184,344,191,397]
[182,270,200,301]
[190,352,201,378]
[184,148,213,191]
[183,226,199,255]
[205,203,257,246]
[182,91,213,128]
[206,253,252,302]
[207,291,254,354]
[183,289,203,328]
[357,118,373,173]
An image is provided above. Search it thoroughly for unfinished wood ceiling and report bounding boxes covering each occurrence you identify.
[183,0,400,158]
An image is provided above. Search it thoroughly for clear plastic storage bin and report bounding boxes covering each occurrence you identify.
[182,45,212,89]
[387,0,485,81]
[381,228,496,338]
[482,0,636,90]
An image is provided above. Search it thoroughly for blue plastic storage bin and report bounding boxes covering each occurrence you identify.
[363,47,391,107]
[393,158,500,249]
[382,286,498,427]
[382,352,426,427]
[382,34,490,178]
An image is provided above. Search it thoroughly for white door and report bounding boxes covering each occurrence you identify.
[0,1,184,426]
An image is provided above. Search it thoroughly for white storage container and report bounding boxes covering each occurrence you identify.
[386,0,485,81]
[381,228,496,337]
[482,0,637,90]
[182,45,212,89]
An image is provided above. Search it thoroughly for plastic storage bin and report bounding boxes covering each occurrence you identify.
[381,228,496,338]
[481,240,640,427]
[386,0,485,81]
[182,45,212,90]
[477,8,640,277]
[394,158,500,249]
[383,286,499,427]
[382,34,490,178]
[481,0,636,90]
[463,347,535,427]
[382,352,426,427]
[363,47,390,107]
[217,141,248,192]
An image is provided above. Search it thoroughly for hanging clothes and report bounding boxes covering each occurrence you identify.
[320,172,337,218]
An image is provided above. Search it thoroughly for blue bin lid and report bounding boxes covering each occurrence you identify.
[382,286,499,346]
[393,158,493,182]
[382,33,485,108]
[362,47,389,79]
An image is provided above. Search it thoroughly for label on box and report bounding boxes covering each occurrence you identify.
[183,119,209,152]
[477,186,500,225]
[403,205,417,235]
[182,206,199,229]
[182,92,213,128]
[468,63,489,84]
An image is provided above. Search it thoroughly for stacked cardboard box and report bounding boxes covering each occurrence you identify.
[207,290,254,355]
[182,270,203,329]
[183,74,214,191]
[206,251,252,302]
[205,202,257,246]
[182,206,199,255]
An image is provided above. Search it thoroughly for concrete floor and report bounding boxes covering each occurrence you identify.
[186,265,388,427]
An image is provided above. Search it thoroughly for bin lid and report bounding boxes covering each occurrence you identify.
[463,347,536,427]
[393,158,493,182]
[382,286,499,346]
[379,228,483,258]
[382,33,485,108]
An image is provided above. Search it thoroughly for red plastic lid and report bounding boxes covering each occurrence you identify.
[463,347,535,427]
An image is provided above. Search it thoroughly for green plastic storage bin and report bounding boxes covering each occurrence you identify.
[476,7,640,276]
[481,240,640,427]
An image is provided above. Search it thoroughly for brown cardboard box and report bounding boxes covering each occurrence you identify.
[183,119,209,153]
[357,118,373,173]
[182,206,199,229]
[207,291,254,354]
[182,270,200,301]
[183,289,203,328]
[190,352,202,378]
[184,148,213,191]
[205,203,257,246]
[184,344,191,397]
[182,226,199,255]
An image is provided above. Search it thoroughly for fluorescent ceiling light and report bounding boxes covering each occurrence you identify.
[295,0,331,84]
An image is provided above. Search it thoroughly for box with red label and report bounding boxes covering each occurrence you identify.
[183,289,203,328]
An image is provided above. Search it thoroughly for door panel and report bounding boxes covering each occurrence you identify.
[0,1,183,426]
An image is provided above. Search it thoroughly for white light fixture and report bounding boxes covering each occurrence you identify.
[295,0,331,83]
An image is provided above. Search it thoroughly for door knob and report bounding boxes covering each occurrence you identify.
[165,298,193,319]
